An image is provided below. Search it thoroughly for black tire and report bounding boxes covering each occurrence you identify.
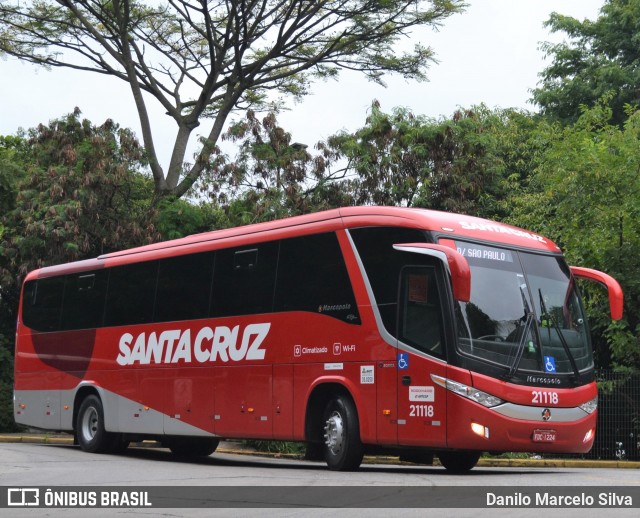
[438,451,481,473]
[167,437,220,457]
[322,395,364,471]
[399,450,434,465]
[76,395,114,453]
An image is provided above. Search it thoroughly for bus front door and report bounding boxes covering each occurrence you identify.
[396,266,448,448]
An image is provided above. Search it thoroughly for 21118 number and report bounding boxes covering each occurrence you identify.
[531,391,559,405]
[409,405,434,417]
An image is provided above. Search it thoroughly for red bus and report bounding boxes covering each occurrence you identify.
[13,207,623,472]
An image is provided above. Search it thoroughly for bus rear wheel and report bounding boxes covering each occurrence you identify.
[322,395,364,471]
[76,395,114,454]
[167,437,220,457]
[438,451,481,473]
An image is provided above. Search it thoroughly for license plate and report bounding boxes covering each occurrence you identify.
[533,429,556,443]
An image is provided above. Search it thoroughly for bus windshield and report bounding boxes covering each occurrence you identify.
[454,242,592,378]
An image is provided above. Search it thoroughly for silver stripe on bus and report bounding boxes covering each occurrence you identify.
[491,402,589,423]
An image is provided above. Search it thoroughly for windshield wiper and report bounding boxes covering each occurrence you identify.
[538,289,581,385]
[506,284,535,378]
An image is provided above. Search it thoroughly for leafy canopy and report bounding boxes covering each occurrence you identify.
[533,0,640,125]
[0,1,466,199]
[326,102,523,218]
[508,102,640,368]
[0,108,158,286]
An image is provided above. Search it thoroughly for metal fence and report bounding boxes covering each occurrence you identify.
[586,370,640,460]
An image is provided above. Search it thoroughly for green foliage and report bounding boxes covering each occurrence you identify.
[0,338,20,432]
[209,110,352,224]
[508,103,640,369]
[327,102,534,219]
[0,135,26,216]
[216,103,549,231]
[155,198,228,240]
[243,440,306,456]
[483,451,534,460]
[605,320,640,368]
[533,0,640,125]
[0,108,159,286]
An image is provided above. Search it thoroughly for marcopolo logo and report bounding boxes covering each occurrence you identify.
[116,323,271,366]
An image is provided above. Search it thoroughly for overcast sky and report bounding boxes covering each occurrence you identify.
[0,0,604,166]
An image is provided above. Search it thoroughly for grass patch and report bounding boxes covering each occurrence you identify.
[243,440,306,455]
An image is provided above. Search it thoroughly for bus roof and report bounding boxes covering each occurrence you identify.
[27,206,560,280]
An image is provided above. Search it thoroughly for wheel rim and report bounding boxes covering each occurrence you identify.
[80,406,99,442]
[324,410,344,455]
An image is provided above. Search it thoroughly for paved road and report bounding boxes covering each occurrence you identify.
[1,442,639,517]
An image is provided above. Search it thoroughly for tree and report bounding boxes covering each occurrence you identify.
[211,109,352,224]
[215,103,543,222]
[0,135,25,218]
[0,109,160,286]
[508,103,640,369]
[0,136,26,431]
[209,104,534,224]
[533,0,640,126]
[327,102,524,218]
[0,0,465,201]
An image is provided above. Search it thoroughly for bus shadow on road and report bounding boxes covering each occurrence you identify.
[98,444,562,477]
[40,443,564,476]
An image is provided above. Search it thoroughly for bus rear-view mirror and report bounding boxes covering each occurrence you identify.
[570,266,624,320]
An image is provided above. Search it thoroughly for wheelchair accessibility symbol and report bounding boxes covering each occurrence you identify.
[398,353,409,370]
[544,355,556,373]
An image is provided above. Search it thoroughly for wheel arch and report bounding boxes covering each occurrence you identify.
[72,383,116,433]
[304,380,363,445]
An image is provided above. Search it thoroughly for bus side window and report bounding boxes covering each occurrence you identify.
[104,261,159,327]
[211,242,279,317]
[349,226,429,336]
[274,232,360,324]
[60,271,108,331]
[399,267,445,358]
[154,252,215,323]
[22,277,65,332]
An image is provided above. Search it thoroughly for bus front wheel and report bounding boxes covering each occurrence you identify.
[438,451,481,473]
[322,395,364,471]
[76,395,114,454]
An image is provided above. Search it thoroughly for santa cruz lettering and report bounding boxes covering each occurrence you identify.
[116,323,271,366]
[459,221,547,243]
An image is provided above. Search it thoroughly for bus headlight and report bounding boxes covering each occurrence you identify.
[431,375,504,408]
[579,396,598,415]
